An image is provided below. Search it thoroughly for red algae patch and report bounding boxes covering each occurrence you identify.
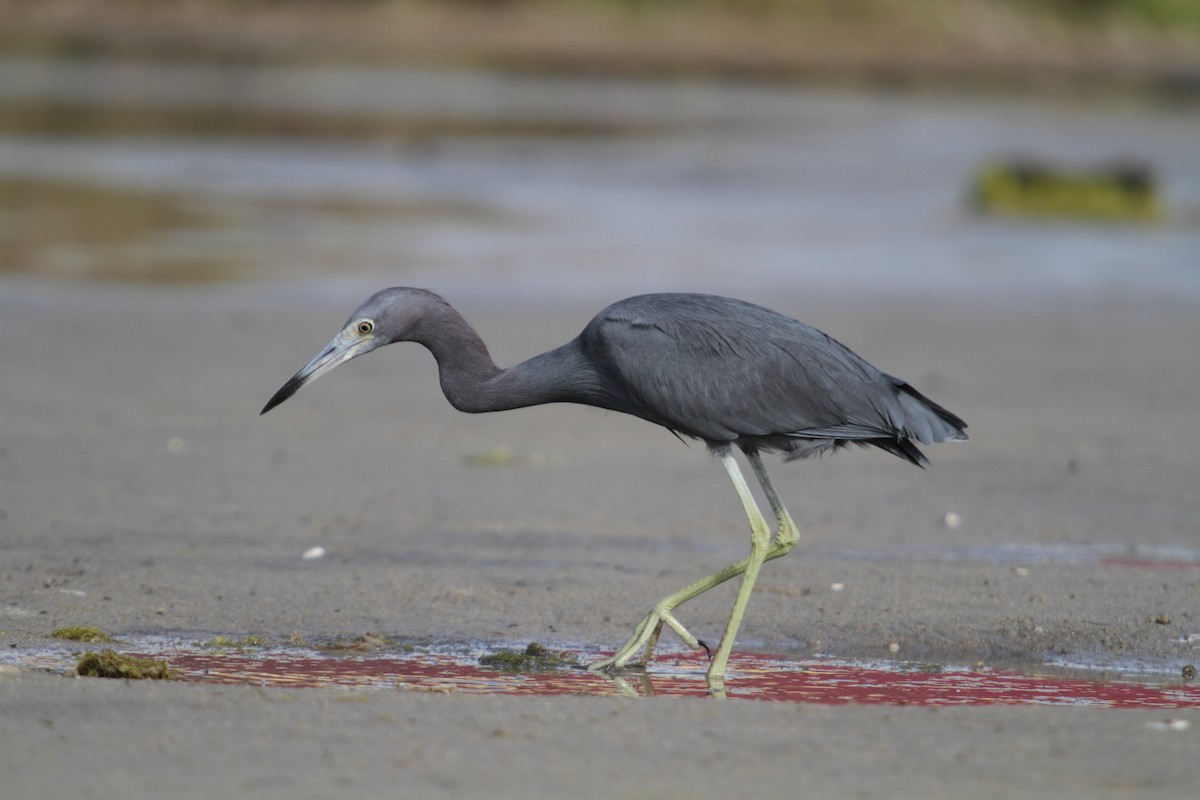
[7,639,1196,707]
[129,646,1200,708]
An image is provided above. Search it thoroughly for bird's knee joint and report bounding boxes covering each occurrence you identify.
[769,541,796,561]
[776,531,799,553]
[743,516,770,546]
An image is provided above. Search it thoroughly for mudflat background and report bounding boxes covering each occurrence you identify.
[2,280,1198,798]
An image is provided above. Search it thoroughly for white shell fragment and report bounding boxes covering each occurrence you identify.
[1145,719,1191,732]
[942,511,962,529]
[301,546,327,561]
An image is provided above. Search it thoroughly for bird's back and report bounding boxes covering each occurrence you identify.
[578,293,966,464]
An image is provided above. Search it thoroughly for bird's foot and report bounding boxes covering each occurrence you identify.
[589,604,706,673]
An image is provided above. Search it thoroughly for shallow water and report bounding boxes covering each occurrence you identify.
[1,55,1197,302]
[7,638,1198,708]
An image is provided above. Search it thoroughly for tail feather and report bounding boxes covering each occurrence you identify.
[892,379,968,444]
[869,379,967,467]
[868,436,931,467]
[778,377,966,467]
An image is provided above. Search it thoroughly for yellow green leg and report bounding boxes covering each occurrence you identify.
[703,451,772,692]
[590,449,800,686]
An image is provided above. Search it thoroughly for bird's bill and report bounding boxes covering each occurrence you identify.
[260,329,375,415]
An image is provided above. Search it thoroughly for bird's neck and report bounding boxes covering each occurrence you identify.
[413,302,585,414]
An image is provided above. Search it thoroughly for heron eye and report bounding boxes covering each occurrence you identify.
[355,320,374,336]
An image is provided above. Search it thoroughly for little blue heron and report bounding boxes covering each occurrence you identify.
[262,288,967,690]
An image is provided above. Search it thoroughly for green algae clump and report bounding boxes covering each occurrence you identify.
[973,159,1164,222]
[479,642,578,671]
[51,626,113,643]
[76,649,173,680]
[315,633,409,653]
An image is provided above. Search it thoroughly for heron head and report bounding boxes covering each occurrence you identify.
[260,287,442,415]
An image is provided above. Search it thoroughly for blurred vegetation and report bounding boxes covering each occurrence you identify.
[0,0,1196,93]
[1015,0,1200,31]
[145,0,1200,32]
[576,0,1200,31]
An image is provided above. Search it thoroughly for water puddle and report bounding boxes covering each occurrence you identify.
[8,640,1199,707]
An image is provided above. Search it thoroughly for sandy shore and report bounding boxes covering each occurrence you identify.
[1,276,1197,797]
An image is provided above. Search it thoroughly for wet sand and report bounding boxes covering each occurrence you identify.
[1,277,1198,797]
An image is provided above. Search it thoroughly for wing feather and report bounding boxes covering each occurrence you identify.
[582,294,908,447]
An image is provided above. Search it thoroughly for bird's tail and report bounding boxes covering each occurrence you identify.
[781,376,967,467]
[891,380,969,445]
[856,378,968,467]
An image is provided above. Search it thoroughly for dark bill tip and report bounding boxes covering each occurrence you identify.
[260,374,305,415]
